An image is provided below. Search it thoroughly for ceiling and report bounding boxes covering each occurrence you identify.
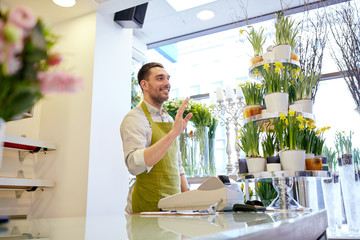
[0,0,325,48]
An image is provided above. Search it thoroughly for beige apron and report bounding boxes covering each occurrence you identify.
[132,102,180,213]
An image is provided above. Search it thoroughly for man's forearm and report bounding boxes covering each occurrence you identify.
[143,129,177,167]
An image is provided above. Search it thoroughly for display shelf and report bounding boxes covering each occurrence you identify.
[238,170,330,180]
[0,177,54,190]
[249,58,300,79]
[243,111,315,124]
[3,135,56,152]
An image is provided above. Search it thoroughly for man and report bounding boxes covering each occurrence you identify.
[120,62,192,213]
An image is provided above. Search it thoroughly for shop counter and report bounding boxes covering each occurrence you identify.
[0,210,327,239]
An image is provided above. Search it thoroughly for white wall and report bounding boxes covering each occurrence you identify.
[85,11,132,217]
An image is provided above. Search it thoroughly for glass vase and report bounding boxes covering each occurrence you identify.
[208,137,216,176]
[321,172,342,234]
[338,154,360,234]
[193,126,209,176]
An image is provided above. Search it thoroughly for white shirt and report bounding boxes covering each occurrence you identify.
[120,101,184,213]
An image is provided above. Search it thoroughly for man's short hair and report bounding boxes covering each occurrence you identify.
[137,62,164,86]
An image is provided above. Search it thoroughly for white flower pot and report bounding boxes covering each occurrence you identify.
[280,149,305,171]
[305,153,315,159]
[262,51,275,61]
[267,163,281,172]
[273,44,291,60]
[264,92,288,113]
[0,118,4,167]
[294,99,313,114]
[289,103,302,112]
[246,157,266,173]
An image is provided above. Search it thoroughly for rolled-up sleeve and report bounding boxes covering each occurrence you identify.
[120,112,152,175]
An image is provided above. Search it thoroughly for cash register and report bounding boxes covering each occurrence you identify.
[158,175,244,211]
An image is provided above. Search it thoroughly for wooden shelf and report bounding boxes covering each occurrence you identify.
[3,135,56,152]
[0,177,54,190]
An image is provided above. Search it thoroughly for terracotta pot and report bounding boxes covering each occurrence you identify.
[290,52,299,61]
[305,157,322,170]
[250,55,263,66]
[243,105,262,119]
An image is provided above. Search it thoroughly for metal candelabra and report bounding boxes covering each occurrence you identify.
[211,95,246,175]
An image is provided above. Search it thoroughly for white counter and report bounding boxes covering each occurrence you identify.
[0,210,327,240]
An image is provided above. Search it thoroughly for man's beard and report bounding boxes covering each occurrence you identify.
[150,92,169,105]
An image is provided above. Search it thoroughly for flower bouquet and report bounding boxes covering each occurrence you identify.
[0,6,83,122]
[261,62,292,113]
[238,121,266,173]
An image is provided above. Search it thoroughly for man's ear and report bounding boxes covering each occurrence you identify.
[140,79,147,91]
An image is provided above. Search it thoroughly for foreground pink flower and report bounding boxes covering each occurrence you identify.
[47,53,63,66]
[3,44,22,75]
[37,70,83,93]
[7,6,37,31]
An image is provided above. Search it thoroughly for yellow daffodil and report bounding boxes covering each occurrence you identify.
[299,124,305,130]
[289,110,295,117]
[285,119,289,125]
[316,130,321,135]
[263,63,270,71]
[275,67,281,73]
[274,62,283,69]
[296,115,304,123]
[320,127,327,132]
[241,183,244,191]
[239,29,244,34]
[280,113,286,120]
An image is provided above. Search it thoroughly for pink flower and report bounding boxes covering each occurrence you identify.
[47,53,63,66]
[2,44,22,75]
[37,70,83,94]
[7,6,37,31]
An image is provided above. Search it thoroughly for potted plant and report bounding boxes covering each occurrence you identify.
[240,26,266,66]
[261,62,291,113]
[238,121,266,173]
[239,82,264,119]
[290,69,320,114]
[272,110,306,171]
[273,12,299,60]
[261,130,281,171]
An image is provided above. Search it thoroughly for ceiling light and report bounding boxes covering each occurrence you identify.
[197,10,215,20]
[166,0,216,12]
[52,0,76,7]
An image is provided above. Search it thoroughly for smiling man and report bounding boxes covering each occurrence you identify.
[120,62,192,213]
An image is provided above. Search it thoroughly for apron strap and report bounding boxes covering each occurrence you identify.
[141,101,154,125]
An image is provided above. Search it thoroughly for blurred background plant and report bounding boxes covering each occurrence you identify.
[323,145,337,172]
[131,72,142,109]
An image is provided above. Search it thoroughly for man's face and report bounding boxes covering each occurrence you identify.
[141,67,171,105]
